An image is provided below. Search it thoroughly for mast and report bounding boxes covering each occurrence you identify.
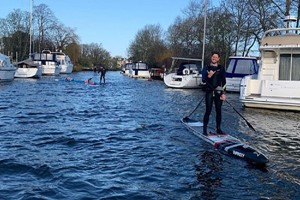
[201,0,208,69]
[29,0,33,56]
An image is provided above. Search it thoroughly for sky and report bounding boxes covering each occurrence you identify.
[0,0,219,57]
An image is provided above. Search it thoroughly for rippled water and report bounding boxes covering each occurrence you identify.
[0,71,299,199]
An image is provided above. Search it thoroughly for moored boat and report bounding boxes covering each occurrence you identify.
[122,62,134,76]
[53,51,73,74]
[32,50,61,76]
[0,53,16,82]
[128,62,151,79]
[240,16,300,111]
[14,59,42,78]
[226,56,259,92]
[149,67,164,80]
[163,57,204,89]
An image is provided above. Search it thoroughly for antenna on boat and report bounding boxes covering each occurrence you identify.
[201,0,208,70]
[284,15,297,28]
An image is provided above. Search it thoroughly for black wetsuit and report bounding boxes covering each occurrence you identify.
[201,64,226,134]
[99,67,106,83]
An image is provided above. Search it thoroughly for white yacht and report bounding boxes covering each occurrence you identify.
[128,62,151,79]
[32,50,61,75]
[122,63,134,76]
[0,53,16,82]
[163,57,204,89]
[53,52,73,74]
[14,59,42,78]
[226,56,259,92]
[240,16,300,111]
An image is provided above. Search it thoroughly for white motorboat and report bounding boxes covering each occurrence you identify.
[0,53,16,82]
[14,59,42,78]
[163,57,204,89]
[122,63,134,76]
[240,16,300,111]
[128,62,151,79]
[53,52,73,74]
[226,56,259,92]
[32,50,61,76]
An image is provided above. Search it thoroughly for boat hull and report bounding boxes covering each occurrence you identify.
[128,69,151,79]
[15,67,42,78]
[226,77,242,92]
[60,64,73,74]
[242,99,300,111]
[0,68,16,82]
[42,64,61,76]
[164,73,204,89]
[240,75,300,111]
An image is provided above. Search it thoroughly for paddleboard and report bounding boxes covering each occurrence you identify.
[181,117,269,165]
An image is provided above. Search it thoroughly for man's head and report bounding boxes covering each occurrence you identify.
[210,51,220,64]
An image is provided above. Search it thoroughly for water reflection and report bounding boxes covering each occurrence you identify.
[195,151,223,199]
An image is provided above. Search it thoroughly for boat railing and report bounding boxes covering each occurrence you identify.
[261,28,300,48]
[263,27,300,37]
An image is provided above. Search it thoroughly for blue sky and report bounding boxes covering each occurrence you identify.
[0,0,219,57]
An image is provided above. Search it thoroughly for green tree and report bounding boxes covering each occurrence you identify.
[0,9,30,60]
[128,24,168,67]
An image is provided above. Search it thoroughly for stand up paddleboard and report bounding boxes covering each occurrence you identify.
[181,117,268,165]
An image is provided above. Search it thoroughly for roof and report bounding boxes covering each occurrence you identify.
[15,59,40,67]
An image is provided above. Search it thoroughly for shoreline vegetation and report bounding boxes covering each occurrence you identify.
[1,1,297,71]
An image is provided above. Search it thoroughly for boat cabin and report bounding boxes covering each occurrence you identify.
[239,16,300,111]
[225,56,259,92]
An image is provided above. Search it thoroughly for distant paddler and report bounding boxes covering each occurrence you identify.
[84,78,95,85]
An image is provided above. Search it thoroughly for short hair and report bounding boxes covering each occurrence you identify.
[211,51,220,57]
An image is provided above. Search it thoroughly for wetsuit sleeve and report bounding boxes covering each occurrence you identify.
[221,66,226,92]
[202,66,208,83]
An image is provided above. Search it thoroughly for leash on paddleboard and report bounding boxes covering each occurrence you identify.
[185,95,205,119]
[225,100,256,132]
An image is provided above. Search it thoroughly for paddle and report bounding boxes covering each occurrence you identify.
[204,81,256,132]
[225,99,256,132]
[184,95,205,119]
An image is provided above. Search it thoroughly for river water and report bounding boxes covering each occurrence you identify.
[0,71,299,199]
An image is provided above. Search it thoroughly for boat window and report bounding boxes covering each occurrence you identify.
[134,63,148,70]
[279,54,300,80]
[226,59,235,73]
[227,58,257,74]
[184,63,199,70]
[235,59,256,74]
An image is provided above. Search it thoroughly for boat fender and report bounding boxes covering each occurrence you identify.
[183,68,190,75]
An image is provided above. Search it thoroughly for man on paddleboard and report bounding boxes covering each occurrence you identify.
[99,66,106,84]
[201,51,226,135]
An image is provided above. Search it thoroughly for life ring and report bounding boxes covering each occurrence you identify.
[183,68,190,75]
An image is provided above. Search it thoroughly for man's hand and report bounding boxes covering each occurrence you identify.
[220,94,226,101]
[207,70,215,78]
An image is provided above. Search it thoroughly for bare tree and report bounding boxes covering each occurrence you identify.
[167,1,204,58]
[50,22,79,52]
[33,4,57,52]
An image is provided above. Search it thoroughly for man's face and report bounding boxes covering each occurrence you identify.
[211,54,220,64]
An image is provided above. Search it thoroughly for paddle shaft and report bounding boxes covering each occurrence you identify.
[225,100,256,132]
[186,95,205,118]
